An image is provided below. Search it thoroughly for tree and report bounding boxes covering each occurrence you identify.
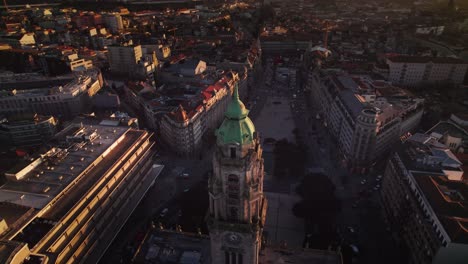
[293,173,341,249]
[273,139,307,178]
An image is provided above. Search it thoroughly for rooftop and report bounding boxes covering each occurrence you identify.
[136,229,211,264]
[412,173,468,243]
[216,84,255,145]
[398,133,463,173]
[0,202,35,233]
[387,55,467,65]
[0,124,131,210]
[0,240,27,264]
[0,69,100,99]
[427,121,468,141]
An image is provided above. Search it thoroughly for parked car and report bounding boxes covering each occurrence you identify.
[160,208,168,218]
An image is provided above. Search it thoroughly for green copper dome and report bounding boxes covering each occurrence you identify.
[216,84,255,145]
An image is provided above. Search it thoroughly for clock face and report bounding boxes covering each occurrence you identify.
[224,232,242,245]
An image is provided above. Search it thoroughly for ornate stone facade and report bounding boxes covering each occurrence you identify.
[208,85,267,264]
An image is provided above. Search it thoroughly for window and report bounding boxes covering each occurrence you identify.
[225,251,229,264]
[228,174,239,183]
[238,253,243,264]
[230,147,236,158]
[231,252,237,264]
[229,207,238,220]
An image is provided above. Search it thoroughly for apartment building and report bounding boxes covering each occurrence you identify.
[158,75,234,157]
[102,13,123,34]
[108,42,156,79]
[108,42,143,73]
[308,70,424,168]
[0,33,36,47]
[0,122,163,264]
[0,115,57,147]
[160,105,205,157]
[0,69,103,119]
[386,55,468,87]
[380,133,467,264]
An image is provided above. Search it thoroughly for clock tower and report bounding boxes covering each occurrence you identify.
[208,84,267,264]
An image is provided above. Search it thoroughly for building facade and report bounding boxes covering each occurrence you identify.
[108,42,156,79]
[0,69,103,119]
[208,85,267,264]
[158,75,236,157]
[102,13,123,34]
[386,55,468,87]
[426,114,468,154]
[308,70,424,168]
[160,105,204,157]
[380,133,467,264]
[108,43,143,74]
[0,122,163,264]
[0,115,57,147]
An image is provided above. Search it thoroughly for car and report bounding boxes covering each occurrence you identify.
[347,226,355,233]
[376,178,381,182]
[377,174,383,179]
[183,188,190,192]
[350,244,360,255]
[373,187,379,191]
[181,173,189,179]
[160,208,168,217]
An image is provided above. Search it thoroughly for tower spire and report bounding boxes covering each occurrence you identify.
[233,83,240,100]
[209,81,266,264]
[216,83,254,145]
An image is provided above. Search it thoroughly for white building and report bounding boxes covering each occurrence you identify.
[308,70,424,168]
[0,115,57,147]
[108,43,143,73]
[160,105,205,157]
[386,55,468,87]
[108,42,156,79]
[158,75,235,157]
[64,52,93,72]
[0,123,163,264]
[0,70,103,118]
[381,133,468,264]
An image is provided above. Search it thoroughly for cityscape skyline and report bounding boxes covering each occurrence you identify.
[0,0,467,264]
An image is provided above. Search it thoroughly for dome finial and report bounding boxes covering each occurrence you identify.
[233,83,240,100]
[225,83,248,120]
[215,82,255,145]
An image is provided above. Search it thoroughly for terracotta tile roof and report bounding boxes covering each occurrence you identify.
[170,105,188,123]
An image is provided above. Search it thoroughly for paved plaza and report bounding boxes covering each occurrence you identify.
[254,96,295,148]
[263,192,304,248]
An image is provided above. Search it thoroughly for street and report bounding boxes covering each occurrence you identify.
[250,54,403,264]
[100,54,403,264]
